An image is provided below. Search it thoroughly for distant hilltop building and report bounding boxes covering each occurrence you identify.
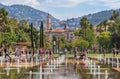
[44,14,75,41]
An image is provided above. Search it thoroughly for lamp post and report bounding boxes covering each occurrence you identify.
[53,41,56,54]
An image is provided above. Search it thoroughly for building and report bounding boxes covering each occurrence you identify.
[44,14,70,42]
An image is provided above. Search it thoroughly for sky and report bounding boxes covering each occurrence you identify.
[0,0,120,20]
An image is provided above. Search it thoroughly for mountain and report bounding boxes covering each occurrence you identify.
[0,3,59,28]
[0,3,120,29]
[62,9,120,27]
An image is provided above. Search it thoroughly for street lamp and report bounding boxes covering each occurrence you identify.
[53,41,56,54]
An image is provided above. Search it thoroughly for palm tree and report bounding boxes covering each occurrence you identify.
[102,20,108,32]
[96,20,108,33]
[80,17,90,38]
[110,10,119,20]
[96,23,103,33]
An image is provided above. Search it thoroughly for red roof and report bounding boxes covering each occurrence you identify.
[16,42,31,46]
[52,29,65,33]
[45,29,65,33]
[44,30,51,32]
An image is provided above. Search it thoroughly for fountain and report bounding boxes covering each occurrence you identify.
[117,57,119,68]
[93,62,96,75]
[29,70,32,79]
[105,70,108,79]
[0,57,3,66]
[25,58,28,69]
[98,66,100,79]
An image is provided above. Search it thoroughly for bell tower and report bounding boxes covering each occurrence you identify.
[46,14,51,30]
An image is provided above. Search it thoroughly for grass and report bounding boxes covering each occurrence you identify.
[32,52,120,58]
[87,53,120,57]
[53,52,120,58]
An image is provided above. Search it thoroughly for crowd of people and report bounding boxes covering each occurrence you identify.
[73,48,87,60]
[0,47,51,62]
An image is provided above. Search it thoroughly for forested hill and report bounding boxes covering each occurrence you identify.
[62,9,120,27]
[0,3,59,28]
[0,3,120,28]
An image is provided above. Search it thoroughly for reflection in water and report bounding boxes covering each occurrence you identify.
[73,62,77,70]
[0,60,120,79]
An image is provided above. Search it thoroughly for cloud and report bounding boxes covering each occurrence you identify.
[0,0,120,9]
[0,0,40,9]
[38,0,120,8]
[0,0,120,20]
[100,0,120,8]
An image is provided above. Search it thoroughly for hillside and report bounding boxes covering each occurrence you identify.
[62,9,120,27]
[0,3,120,28]
[0,3,59,28]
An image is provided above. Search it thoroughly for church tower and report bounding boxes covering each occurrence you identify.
[46,14,51,30]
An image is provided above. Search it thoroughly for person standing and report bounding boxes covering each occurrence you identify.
[4,48,11,62]
[73,48,77,59]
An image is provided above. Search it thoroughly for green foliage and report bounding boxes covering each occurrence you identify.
[2,32,17,47]
[110,10,119,20]
[96,20,108,33]
[30,23,35,54]
[78,40,89,50]
[76,18,95,48]
[71,37,89,50]
[97,32,111,48]
[110,33,120,49]
[40,21,44,48]
[74,29,79,36]
[71,37,81,48]
[108,16,120,49]
[0,8,38,48]
[0,8,8,32]
[80,16,90,30]
[16,29,30,42]
[80,16,90,38]
[85,28,95,47]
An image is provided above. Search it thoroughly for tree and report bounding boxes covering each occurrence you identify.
[78,40,89,51]
[18,19,29,31]
[110,33,120,49]
[85,28,95,48]
[96,23,104,33]
[0,8,8,32]
[16,29,30,42]
[30,23,35,55]
[71,37,89,51]
[96,20,108,33]
[3,32,17,47]
[102,20,108,32]
[40,21,44,48]
[109,18,120,49]
[110,10,119,20]
[80,17,90,38]
[97,32,111,56]
[75,27,95,48]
